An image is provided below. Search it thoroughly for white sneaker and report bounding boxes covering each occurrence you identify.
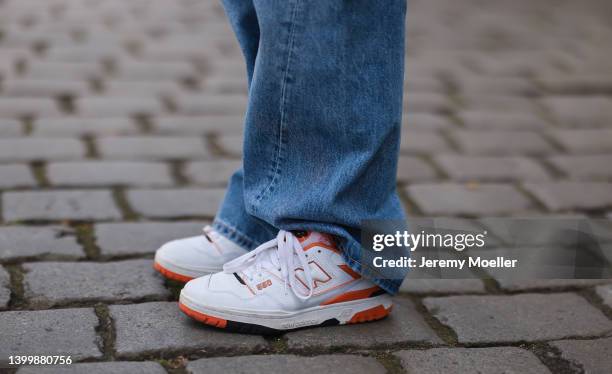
[154,226,249,282]
[179,230,392,333]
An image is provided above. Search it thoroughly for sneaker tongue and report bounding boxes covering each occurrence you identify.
[293,231,335,248]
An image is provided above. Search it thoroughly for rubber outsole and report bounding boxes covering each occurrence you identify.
[178,301,391,335]
[154,261,194,283]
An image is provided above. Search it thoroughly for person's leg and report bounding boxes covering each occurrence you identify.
[160,0,408,296]
[220,0,259,85]
[229,0,408,294]
[154,0,274,281]
[212,0,279,249]
[178,0,408,332]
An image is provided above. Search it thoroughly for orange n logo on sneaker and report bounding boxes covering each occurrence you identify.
[295,261,332,290]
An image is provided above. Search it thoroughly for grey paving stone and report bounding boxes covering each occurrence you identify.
[97,136,209,160]
[494,279,609,292]
[542,96,612,128]
[127,188,225,218]
[397,156,438,182]
[110,301,267,358]
[140,42,210,64]
[572,55,612,75]
[405,76,446,93]
[596,284,612,308]
[17,361,167,374]
[400,278,486,294]
[467,51,569,76]
[455,76,538,96]
[423,293,612,343]
[32,117,138,136]
[174,93,248,115]
[395,347,551,374]
[450,130,554,155]
[286,297,443,349]
[103,80,183,98]
[95,221,207,256]
[2,79,90,97]
[0,265,10,309]
[461,95,539,112]
[403,113,455,131]
[23,259,169,308]
[0,164,36,188]
[216,135,243,156]
[407,183,533,215]
[551,338,612,374]
[47,161,174,187]
[435,155,550,181]
[115,61,198,81]
[549,154,612,179]
[204,76,248,94]
[524,182,612,211]
[478,216,612,246]
[46,45,123,63]
[75,97,163,117]
[0,98,62,118]
[404,92,453,114]
[0,308,102,359]
[0,138,85,162]
[25,62,103,80]
[153,115,244,135]
[458,111,549,130]
[2,190,122,221]
[466,247,612,289]
[0,119,23,136]
[400,131,450,154]
[0,225,83,261]
[550,129,612,153]
[187,354,386,374]
[538,75,612,95]
[185,160,242,186]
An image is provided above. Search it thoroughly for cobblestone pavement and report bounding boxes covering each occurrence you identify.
[1,0,612,373]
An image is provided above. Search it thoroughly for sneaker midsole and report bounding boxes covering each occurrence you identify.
[154,255,222,278]
[179,292,392,330]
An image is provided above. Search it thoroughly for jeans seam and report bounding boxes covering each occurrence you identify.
[253,0,300,207]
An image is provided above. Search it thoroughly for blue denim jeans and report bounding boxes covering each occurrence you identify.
[213,0,408,294]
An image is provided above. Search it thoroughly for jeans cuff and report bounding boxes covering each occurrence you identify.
[338,240,402,295]
[212,218,259,251]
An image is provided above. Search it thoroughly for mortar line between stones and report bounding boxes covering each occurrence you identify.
[29,161,50,187]
[94,303,117,361]
[5,264,26,309]
[72,222,101,260]
[577,288,612,321]
[405,295,458,346]
[111,187,140,221]
[528,342,584,374]
[372,351,406,374]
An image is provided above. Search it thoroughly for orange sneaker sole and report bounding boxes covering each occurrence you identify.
[179,300,391,334]
[179,302,227,328]
[348,304,392,324]
[153,261,194,283]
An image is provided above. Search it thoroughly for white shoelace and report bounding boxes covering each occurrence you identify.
[223,230,315,300]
